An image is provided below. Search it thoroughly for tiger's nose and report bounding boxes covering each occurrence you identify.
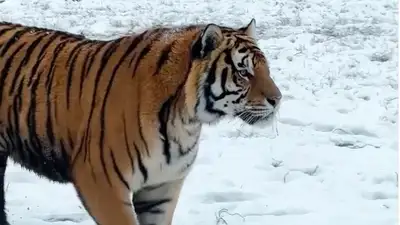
[266,95,282,108]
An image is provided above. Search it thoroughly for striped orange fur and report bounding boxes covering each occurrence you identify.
[0,19,281,225]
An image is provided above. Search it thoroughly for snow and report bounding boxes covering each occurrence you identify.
[0,0,398,224]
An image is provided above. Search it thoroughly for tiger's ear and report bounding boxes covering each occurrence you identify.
[242,18,256,39]
[191,24,223,59]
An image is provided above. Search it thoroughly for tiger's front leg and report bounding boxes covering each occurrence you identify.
[72,152,139,225]
[133,179,185,225]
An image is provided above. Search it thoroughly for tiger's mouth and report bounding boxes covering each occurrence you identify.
[234,108,276,126]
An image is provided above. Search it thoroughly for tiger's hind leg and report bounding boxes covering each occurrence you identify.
[0,152,9,225]
[133,179,185,225]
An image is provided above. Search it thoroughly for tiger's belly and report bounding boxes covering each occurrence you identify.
[4,136,72,183]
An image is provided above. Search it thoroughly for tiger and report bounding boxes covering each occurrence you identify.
[0,18,282,225]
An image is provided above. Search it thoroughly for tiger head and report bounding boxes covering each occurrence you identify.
[187,19,282,128]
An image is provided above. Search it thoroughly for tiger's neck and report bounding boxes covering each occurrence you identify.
[156,82,202,170]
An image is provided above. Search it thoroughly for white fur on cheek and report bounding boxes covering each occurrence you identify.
[209,77,239,115]
[245,56,254,75]
[232,51,254,76]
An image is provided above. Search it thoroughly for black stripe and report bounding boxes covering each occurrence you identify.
[71,131,97,183]
[210,53,240,100]
[110,35,144,77]
[212,86,239,100]
[65,40,91,67]
[232,70,240,86]
[238,47,247,53]
[14,61,25,108]
[45,38,73,146]
[180,152,198,173]
[99,142,111,187]
[0,27,30,57]
[82,131,91,163]
[10,89,24,163]
[232,87,249,104]
[220,67,228,92]
[110,149,130,190]
[73,41,116,182]
[0,43,26,107]
[26,69,46,164]
[251,54,257,66]
[77,42,101,99]
[1,129,12,152]
[131,48,150,157]
[80,42,110,148]
[130,31,165,78]
[0,26,16,37]
[131,45,151,78]
[134,198,171,214]
[47,139,69,182]
[250,46,261,51]
[22,139,38,170]
[158,96,173,164]
[203,53,226,116]
[7,107,25,162]
[178,137,199,157]
[9,56,28,162]
[27,33,61,86]
[99,37,136,165]
[78,42,111,141]
[153,41,175,76]
[157,66,191,163]
[137,101,149,157]
[0,134,6,149]
[170,94,179,127]
[77,129,88,164]
[134,144,148,183]
[9,33,47,96]
[0,133,8,151]
[128,31,148,66]
[4,127,16,157]
[241,54,249,67]
[85,134,95,181]
[66,41,90,109]
[122,115,134,172]
[15,70,25,113]
[95,41,120,187]
[0,132,10,151]
[84,42,107,80]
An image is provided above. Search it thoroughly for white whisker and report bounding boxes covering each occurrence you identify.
[244,106,268,110]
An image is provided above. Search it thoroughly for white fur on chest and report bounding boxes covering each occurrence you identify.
[148,138,199,185]
[131,123,201,191]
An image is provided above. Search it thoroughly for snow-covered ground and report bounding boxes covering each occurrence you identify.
[0,0,398,224]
